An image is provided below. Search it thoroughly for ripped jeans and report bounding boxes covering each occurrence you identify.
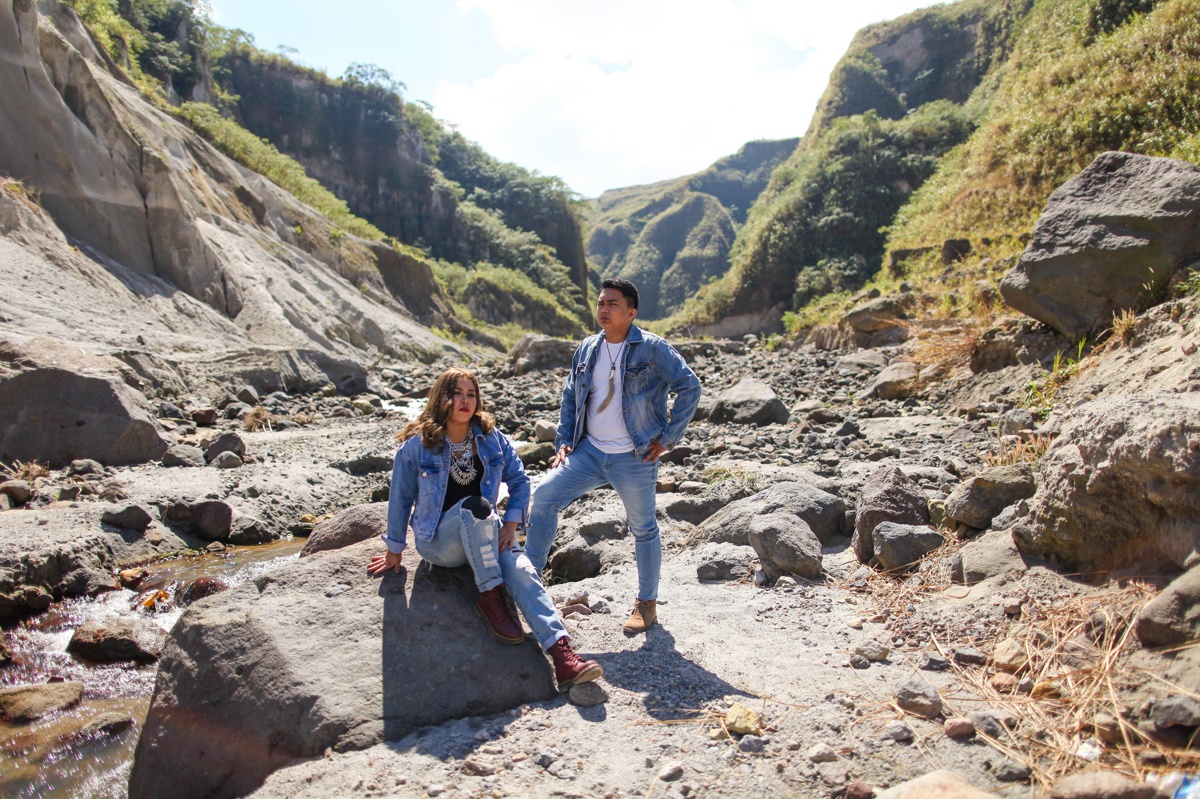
[415,499,567,651]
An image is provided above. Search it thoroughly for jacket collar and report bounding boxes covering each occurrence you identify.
[595,323,643,346]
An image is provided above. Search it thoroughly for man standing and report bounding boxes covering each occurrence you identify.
[525,278,701,634]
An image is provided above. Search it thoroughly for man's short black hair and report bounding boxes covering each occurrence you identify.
[600,278,639,310]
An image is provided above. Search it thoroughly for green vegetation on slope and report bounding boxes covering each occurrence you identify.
[587,138,797,320]
[174,102,384,240]
[886,0,1198,263]
[674,102,972,326]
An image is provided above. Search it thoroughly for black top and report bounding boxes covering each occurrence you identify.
[442,452,484,513]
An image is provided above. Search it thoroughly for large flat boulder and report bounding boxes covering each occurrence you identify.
[852,466,930,564]
[1000,152,1200,341]
[689,481,846,547]
[128,540,558,799]
[708,378,789,426]
[1011,394,1200,573]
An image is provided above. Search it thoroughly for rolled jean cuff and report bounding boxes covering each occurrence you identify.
[380,533,406,554]
[540,629,569,652]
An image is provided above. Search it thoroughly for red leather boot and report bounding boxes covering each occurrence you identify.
[475,586,524,644]
[547,638,603,688]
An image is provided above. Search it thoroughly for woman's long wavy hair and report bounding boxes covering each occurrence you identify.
[397,368,495,450]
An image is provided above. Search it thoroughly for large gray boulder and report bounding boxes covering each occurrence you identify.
[708,378,789,426]
[944,463,1036,530]
[1134,566,1200,648]
[1011,394,1200,573]
[873,523,944,571]
[689,481,846,547]
[746,513,822,581]
[505,335,578,376]
[300,503,388,557]
[129,540,558,799]
[852,467,930,565]
[950,529,1029,586]
[0,366,170,468]
[1000,152,1200,341]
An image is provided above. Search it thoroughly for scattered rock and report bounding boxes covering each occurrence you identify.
[1134,566,1200,647]
[203,432,246,465]
[853,467,930,564]
[1011,394,1200,573]
[943,463,1035,530]
[0,480,32,506]
[746,512,823,580]
[162,445,205,468]
[878,770,1000,798]
[67,617,166,662]
[896,677,943,718]
[708,378,790,426]
[300,503,388,557]
[0,681,84,722]
[872,522,944,571]
[944,718,975,738]
[567,681,607,708]
[724,703,759,735]
[1049,771,1160,799]
[102,504,153,532]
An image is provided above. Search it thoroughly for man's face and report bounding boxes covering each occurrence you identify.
[596,287,636,336]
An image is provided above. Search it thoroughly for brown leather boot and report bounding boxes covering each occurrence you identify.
[622,598,657,634]
[475,586,524,644]
[547,638,602,688]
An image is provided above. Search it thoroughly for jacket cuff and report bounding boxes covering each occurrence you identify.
[380,533,406,554]
[502,507,527,526]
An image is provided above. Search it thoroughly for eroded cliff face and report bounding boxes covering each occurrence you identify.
[223,56,462,250]
[0,0,458,394]
[221,57,591,304]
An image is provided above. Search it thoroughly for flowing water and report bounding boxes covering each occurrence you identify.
[0,538,306,798]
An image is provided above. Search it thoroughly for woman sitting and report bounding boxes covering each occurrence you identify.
[367,367,602,688]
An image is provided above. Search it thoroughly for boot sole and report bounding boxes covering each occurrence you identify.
[560,662,603,689]
[474,604,525,645]
[622,618,656,634]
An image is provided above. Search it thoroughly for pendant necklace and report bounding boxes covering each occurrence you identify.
[596,339,625,413]
[449,438,477,485]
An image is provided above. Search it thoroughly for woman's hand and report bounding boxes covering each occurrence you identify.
[498,521,519,553]
[367,548,404,575]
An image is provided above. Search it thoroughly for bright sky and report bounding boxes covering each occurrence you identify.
[208,1,937,197]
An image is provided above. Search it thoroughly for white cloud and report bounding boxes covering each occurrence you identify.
[433,0,933,196]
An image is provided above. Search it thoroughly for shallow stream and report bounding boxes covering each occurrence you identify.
[0,538,306,798]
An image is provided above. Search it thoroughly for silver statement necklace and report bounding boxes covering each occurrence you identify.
[449,438,477,485]
[596,339,625,414]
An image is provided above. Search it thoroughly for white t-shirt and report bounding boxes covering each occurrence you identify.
[586,339,634,453]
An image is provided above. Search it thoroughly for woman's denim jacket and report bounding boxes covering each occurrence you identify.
[556,324,701,458]
[383,422,530,552]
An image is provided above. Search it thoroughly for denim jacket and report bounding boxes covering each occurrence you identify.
[556,324,701,458]
[383,423,530,553]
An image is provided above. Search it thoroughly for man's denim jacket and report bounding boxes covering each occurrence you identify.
[383,423,530,552]
[556,324,702,459]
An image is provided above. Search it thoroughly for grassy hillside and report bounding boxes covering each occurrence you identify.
[885,0,1199,267]
[587,138,798,319]
[670,0,1200,335]
[666,0,1011,331]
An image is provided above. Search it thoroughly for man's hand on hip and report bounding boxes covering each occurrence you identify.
[642,440,667,463]
[550,444,573,469]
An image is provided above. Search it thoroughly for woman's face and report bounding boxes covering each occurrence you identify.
[447,376,478,426]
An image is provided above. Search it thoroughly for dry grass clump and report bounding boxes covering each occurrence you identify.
[980,432,1055,467]
[855,552,1196,790]
[0,177,41,209]
[0,459,50,482]
[242,406,272,432]
[933,582,1194,791]
[906,320,987,384]
[243,408,314,432]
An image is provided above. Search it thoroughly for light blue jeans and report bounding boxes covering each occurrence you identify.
[416,500,567,652]
[526,438,661,601]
